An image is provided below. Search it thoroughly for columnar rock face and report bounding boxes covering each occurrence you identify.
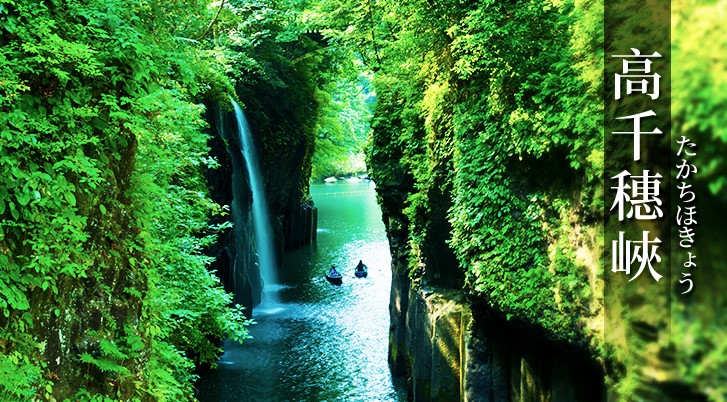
[283,199,318,250]
[404,289,468,401]
[370,157,413,380]
[393,287,604,402]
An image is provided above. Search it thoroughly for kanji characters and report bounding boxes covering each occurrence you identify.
[612,230,663,282]
[613,48,662,100]
[610,170,663,221]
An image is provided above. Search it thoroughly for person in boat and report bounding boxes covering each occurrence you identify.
[329,265,340,277]
[356,260,365,272]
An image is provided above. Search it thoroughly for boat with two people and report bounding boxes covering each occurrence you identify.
[325,265,343,285]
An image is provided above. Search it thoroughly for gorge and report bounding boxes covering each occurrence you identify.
[0,0,724,401]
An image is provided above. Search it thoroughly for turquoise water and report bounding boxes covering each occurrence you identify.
[197,181,405,401]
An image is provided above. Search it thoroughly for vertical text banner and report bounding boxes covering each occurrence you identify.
[604,0,672,394]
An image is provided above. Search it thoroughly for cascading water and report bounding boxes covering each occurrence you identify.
[231,99,278,302]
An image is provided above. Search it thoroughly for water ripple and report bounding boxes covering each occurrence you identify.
[197,182,404,401]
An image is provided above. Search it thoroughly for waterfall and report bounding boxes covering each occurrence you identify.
[231,99,278,301]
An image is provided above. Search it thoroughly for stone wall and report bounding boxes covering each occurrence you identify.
[394,287,605,402]
[283,200,318,250]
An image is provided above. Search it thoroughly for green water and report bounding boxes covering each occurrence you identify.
[197,180,405,401]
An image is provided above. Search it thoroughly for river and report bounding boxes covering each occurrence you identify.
[197,180,405,401]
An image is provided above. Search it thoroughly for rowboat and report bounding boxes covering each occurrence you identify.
[354,263,368,278]
[325,269,343,285]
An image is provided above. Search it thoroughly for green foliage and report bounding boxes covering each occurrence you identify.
[336,0,725,398]
[77,332,137,378]
[343,0,604,342]
[0,0,250,399]
[0,348,51,400]
[667,2,727,401]
[672,0,727,200]
[2,0,720,400]
[310,71,374,181]
[208,0,357,215]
